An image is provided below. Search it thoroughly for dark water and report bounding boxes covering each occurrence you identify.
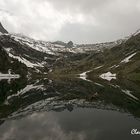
[0,77,140,140]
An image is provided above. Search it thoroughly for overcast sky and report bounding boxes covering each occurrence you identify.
[0,0,140,44]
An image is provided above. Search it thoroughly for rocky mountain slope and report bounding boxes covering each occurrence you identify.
[0,44,27,77]
[0,22,140,120]
[0,22,8,34]
[0,23,27,77]
[0,22,139,81]
[51,31,140,82]
[0,22,126,74]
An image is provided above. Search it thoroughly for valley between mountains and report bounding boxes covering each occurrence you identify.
[0,22,140,120]
[0,22,139,83]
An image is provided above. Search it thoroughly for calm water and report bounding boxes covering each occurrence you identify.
[0,77,140,140]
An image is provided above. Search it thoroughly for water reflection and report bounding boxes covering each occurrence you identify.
[0,109,140,140]
[0,77,140,140]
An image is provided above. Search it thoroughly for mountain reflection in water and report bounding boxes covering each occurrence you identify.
[0,77,140,140]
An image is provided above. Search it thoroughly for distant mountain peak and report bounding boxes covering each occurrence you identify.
[66,41,74,47]
[0,22,8,34]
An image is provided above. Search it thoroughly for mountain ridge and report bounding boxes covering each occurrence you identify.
[0,22,8,34]
[0,22,139,81]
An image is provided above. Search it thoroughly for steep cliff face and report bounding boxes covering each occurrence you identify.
[0,22,8,34]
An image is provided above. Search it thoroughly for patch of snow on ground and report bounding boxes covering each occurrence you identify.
[0,73,20,81]
[8,53,43,68]
[110,64,119,69]
[11,34,55,55]
[94,65,103,70]
[100,72,116,81]
[94,82,104,87]
[122,89,139,101]
[54,44,65,48]
[7,84,44,100]
[121,52,137,63]
[79,70,92,82]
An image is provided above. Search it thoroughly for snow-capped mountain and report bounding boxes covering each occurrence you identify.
[51,30,140,83]
[0,22,130,75]
[10,33,125,55]
[1,33,125,70]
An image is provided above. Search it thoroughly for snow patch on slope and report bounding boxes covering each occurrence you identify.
[7,84,44,100]
[122,89,139,101]
[109,64,119,69]
[7,52,43,68]
[94,65,103,70]
[4,47,44,68]
[11,34,55,55]
[79,70,92,82]
[0,72,20,81]
[100,72,116,81]
[121,52,137,63]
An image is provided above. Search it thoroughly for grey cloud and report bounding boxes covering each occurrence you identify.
[46,0,112,12]
[0,0,140,43]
